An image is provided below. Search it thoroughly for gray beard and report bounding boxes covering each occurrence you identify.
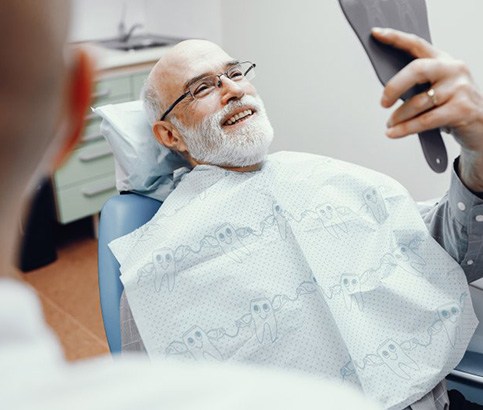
[171,95,274,167]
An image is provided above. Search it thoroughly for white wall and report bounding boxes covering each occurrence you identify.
[69,0,222,44]
[69,0,147,42]
[145,0,222,44]
[221,0,483,200]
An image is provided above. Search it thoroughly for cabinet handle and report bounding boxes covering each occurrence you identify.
[79,146,112,162]
[85,112,98,122]
[81,180,116,198]
[82,132,104,143]
[92,88,112,99]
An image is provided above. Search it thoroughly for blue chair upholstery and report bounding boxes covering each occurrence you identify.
[97,193,161,353]
[448,350,483,404]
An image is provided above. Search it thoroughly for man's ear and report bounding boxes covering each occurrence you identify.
[53,48,94,168]
[152,120,188,152]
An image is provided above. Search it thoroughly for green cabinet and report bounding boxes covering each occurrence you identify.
[53,69,150,224]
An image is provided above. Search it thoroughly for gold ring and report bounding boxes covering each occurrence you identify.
[427,88,438,107]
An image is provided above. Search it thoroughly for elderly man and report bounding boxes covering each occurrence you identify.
[0,1,384,409]
[114,33,483,410]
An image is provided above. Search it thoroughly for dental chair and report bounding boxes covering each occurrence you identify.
[98,192,161,353]
[95,100,483,403]
[95,100,185,353]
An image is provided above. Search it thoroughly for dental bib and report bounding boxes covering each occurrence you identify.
[110,151,477,410]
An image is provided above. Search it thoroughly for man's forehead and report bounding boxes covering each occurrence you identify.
[154,40,234,91]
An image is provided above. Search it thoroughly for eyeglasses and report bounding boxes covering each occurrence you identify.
[159,61,256,121]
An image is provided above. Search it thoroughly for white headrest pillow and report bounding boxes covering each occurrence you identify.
[94,100,190,202]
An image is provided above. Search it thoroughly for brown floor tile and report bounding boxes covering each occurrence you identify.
[20,217,111,361]
[22,238,107,342]
[37,292,109,361]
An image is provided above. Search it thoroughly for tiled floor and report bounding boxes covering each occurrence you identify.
[20,219,109,361]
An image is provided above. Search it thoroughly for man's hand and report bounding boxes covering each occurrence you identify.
[372,27,483,192]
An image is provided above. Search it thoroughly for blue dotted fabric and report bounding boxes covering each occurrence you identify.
[110,151,477,410]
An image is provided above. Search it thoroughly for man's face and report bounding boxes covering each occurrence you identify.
[158,42,274,167]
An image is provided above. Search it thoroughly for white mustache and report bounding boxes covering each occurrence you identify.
[211,95,264,126]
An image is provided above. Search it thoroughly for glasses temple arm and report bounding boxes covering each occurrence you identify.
[160,91,190,121]
[244,63,256,76]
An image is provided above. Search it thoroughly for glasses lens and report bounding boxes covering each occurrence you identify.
[189,76,217,98]
[241,62,255,81]
[189,62,256,99]
[226,62,255,82]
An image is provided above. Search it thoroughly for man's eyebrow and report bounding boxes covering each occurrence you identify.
[184,60,240,90]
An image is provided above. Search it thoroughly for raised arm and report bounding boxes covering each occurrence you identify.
[418,158,483,283]
[370,28,483,282]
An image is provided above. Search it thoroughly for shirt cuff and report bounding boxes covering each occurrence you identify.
[449,157,483,282]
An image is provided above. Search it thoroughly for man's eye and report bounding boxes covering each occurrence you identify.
[193,83,213,97]
[228,69,243,79]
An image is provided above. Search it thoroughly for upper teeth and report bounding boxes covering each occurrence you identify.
[226,109,253,125]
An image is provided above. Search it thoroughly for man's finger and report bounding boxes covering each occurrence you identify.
[387,82,451,128]
[386,103,453,139]
[381,58,448,108]
[371,27,439,60]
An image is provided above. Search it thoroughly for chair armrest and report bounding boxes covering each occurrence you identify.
[452,351,483,383]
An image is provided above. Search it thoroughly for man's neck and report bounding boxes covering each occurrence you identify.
[221,163,262,173]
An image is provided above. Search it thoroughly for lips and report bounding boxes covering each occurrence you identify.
[222,108,255,126]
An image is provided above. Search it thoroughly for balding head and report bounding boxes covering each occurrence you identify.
[143,38,273,172]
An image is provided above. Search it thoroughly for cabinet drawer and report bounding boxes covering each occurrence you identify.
[92,76,132,105]
[55,174,118,224]
[54,140,114,188]
[82,95,133,144]
[131,71,150,98]
[81,117,104,142]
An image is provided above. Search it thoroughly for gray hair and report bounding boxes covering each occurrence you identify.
[141,76,166,126]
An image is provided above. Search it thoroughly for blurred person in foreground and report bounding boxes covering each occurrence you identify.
[0,1,381,409]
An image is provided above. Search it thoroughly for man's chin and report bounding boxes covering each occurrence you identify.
[224,155,268,168]
[183,112,274,168]
[201,143,270,168]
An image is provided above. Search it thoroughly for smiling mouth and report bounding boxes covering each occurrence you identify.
[223,109,255,126]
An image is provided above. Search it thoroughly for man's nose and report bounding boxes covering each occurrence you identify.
[218,76,245,105]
